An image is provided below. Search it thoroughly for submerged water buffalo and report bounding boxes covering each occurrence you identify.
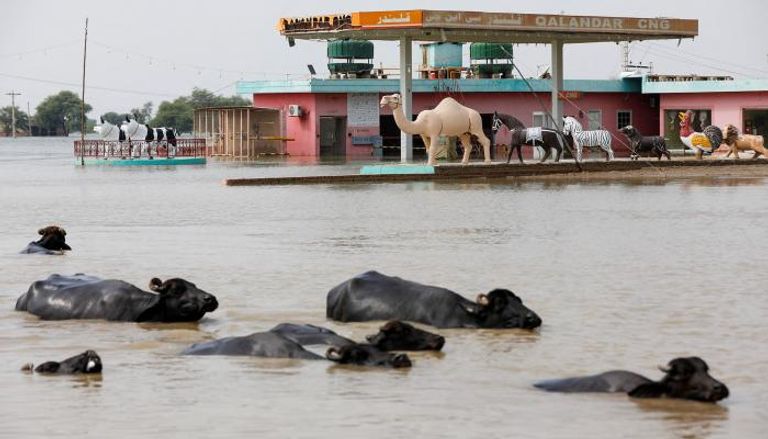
[326,344,412,368]
[20,226,71,254]
[181,331,322,359]
[21,350,102,374]
[183,323,413,368]
[534,357,729,403]
[326,271,542,329]
[15,274,218,322]
[365,321,445,351]
[271,321,445,352]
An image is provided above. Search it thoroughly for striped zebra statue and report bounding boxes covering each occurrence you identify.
[562,116,614,162]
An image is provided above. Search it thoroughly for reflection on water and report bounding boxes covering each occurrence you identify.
[0,138,766,438]
[632,399,729,439]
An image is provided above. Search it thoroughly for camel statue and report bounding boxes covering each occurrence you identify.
[379,94,491,165]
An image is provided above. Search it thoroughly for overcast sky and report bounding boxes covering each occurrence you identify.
[2,0,767,118]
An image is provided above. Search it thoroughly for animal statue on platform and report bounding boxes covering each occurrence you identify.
[678,110,723,160]
[722,124,767,159]
[618,125,671,161]
[492,111,564,163]
[379,94,491,166]
[562,116,614,162]
[94,117,127,157]
[122,116,153,157]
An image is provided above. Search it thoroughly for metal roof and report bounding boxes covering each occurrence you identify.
[278,10,698,44]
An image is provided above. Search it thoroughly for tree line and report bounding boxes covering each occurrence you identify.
[0,88,249,136]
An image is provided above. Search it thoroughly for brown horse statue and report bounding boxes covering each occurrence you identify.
[722,124,768,159]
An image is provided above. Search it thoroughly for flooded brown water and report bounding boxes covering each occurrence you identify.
[1,137,766,438]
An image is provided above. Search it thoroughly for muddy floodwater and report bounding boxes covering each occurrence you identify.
[1,137,766,438]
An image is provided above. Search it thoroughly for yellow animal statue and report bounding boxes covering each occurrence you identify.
[678,110,723,160]
[379,94,491,166]
[722,124,768,159]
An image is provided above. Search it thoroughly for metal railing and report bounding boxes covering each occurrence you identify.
[74,138,209,159]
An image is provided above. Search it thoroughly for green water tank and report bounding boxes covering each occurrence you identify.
[469,43,513,78]
[469,43,513,61]
[327,40,374,60]
[327,40,374,77]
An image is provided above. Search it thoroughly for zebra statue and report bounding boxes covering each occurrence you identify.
[562,116,614,162]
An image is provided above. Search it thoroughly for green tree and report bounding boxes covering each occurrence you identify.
[100,111,131,125]
[152,97,193,132]
[152,88,249,133]
[130,101,153,123]
[0,106,30,135]
[35,91,92,136]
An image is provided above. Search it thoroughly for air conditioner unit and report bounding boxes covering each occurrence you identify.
[288,104,303,117]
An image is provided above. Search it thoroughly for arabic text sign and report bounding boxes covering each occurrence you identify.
[353,10,423,28]
[420,11,697,35]
[347,93,380,128]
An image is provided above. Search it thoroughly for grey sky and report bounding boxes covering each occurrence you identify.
[2,0,767,119]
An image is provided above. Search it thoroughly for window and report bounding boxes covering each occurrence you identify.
[587,110,602,130]
[532,112,549,128]
[617,110,632,129]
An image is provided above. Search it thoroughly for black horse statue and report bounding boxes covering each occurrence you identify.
[492,111,565,163]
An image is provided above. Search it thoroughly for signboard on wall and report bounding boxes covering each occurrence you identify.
[347,93,380,128]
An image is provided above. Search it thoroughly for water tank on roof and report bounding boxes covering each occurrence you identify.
[469,43,513,79]
[421,42,463,69]
[327,40,374,77]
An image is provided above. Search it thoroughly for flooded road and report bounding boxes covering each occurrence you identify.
[1,137,766,438]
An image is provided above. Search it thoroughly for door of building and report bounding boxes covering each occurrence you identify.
[319,117,347,157]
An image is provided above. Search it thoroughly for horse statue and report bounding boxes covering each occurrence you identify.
[562,116,614,162]
[94,117,128,157]
[492,111,565,163]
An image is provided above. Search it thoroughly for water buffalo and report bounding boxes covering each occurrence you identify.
[326,344,412,368]
[534,357,729,403]
[271,321,445,351]
[269,323,355,347]
[181,331,322,359]
[365,321,445,351]
[20,226,71,254]
[326,271,542,329]
[21,350,102,374]
[183,324,412,368]
[15,274,218,322]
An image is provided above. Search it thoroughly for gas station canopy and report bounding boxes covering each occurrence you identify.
[278,10,698,44]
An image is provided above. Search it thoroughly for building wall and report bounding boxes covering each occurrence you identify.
[253,93,318,156]
[254,90,658,158]
[659,91,768,133]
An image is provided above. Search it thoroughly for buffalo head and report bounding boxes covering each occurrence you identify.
[366,321,445,351]
[629,357,729,402]
[148,277,218,321]
[462,289,542,329]
[36,225,71,251]
[326,344,412,368]
[26,350,102,374]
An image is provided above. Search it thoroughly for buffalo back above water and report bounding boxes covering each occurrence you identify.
[15,274,218,322]
[326,271,541,329]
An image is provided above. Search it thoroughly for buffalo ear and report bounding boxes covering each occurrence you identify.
[628,382,667,398]
[149,278,164,292]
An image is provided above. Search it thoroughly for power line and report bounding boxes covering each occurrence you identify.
[0,71,178,97]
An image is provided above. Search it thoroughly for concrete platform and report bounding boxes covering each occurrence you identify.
[224,159,768,186]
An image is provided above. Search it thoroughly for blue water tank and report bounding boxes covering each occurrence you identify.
[422,42,463,68]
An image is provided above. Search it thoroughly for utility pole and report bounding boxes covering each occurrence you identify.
[5,90,21,138]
